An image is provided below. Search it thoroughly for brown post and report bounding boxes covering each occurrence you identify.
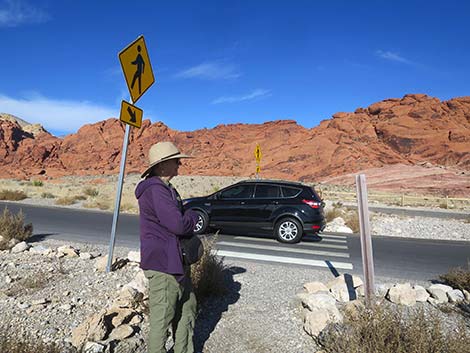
[356,174,375,304]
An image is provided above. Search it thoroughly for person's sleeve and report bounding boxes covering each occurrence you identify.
[151,184,198,236]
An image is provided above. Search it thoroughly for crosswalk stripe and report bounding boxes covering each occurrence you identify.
[319,234,347,240]
[214,250,353,270]
[316,238,347,244]
[233,236,348,250]
[217,241,350,258]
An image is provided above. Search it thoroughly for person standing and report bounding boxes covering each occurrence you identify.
[135,141,199,353]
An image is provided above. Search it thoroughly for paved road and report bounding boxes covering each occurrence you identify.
[1,201,469,281]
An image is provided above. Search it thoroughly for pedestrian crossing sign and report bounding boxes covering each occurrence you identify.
[119,100,143,128]
[119,35,155,103]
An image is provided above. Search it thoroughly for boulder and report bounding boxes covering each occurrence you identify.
[304,282,328,294]
[109,324,134,341]
[11,241,30,253]
[80,252,94,260]
[83,342,105,353]
[324,217,353,233]
[447,289,465,303]
[57,245,79,258]
[387,283,416,306]
[127,251,140,263]
[29,245,51,254]
[303,308,331,337]
[327,275,359,302]
[126,270,149,298]
[71,309,109,348]
[302,292,337,311]
[413,285,430,302]
[428,284,451,303]
[463,289,470,301]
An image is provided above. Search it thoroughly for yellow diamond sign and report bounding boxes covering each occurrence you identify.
[119,36,155,103]
[119,100,143,128]
[254,144,262,163]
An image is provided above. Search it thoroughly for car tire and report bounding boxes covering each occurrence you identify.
[193,210,209,235]
[274,217,303,243]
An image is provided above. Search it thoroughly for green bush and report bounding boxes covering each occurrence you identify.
[30,180,43,187]
[0,189,28,201]
[317,301,470,353]
[0,207,33,250]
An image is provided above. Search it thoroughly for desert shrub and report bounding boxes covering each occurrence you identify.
[191,234,227,302]
[0,207,33,250]
[439,202,449,209]
[5,272,50,297]
[55,196,77,205]
[325,208,343,223]
[41,192,55,199]
[344,211,360,233]
[440,267,470,292]
[83,187,99,197]
[83,200,110,210]
[55,195,86,206]
[30,180,43,187]
[317,302,470,353]
[0,189,27,201]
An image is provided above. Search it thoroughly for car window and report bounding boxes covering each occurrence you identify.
[281,186,301,198]
[255,185,280,198]
[219,185,254,199]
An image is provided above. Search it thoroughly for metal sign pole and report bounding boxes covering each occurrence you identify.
[356,174,375,304]
[106,122,131,272]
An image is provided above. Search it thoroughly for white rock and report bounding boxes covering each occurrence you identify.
[302,292,337,311]
[303,308,331,337]
[463,289,470,301]
[57,245,79,258]
[79,252,93,260]
[127,250,140,263]
[304,282,328,294]
[375,284,390,297]
[387,283,416,306]
[447,289,465,303]
[83,342,105,353]
[126,270,148,297]
[109,324,134,341]
[29,245,50,254]
[428,285,450,303]
[413,285,430,302]
[327,276,359,302]
[31,298,48,305]
[356,285,365,297]
[17,302,30,310]
[11,241,30,253]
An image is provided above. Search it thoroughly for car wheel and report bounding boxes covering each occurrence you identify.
[193,210,209,235]
[274,217,303,243]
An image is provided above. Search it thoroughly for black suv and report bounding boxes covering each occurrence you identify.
[182,179,326,243]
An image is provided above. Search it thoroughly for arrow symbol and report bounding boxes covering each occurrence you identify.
[127,106,136,123]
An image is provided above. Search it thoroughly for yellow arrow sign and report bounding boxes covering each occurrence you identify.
[119,36,155,103]
[254,144,262,163]
[256,165,261,174]
[119,100,143,128]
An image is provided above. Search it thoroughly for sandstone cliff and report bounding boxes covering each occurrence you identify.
[1,94,469,184]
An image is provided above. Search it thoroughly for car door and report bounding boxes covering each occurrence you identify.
[210,184,254,229]
[248,184,282,230]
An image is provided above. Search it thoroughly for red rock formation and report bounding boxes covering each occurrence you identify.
[1,94,469,187]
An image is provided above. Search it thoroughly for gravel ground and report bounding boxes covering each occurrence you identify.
[371,214,470,241]
[0,237,424,353]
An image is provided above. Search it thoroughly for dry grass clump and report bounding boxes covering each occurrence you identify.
[0,189,28,201]
[30,180,43,187]
[440,267,470,292]
[55,195,87,206]
[83,187,99,197]
[0,207,33,250]
[83,200,110,210]
[5,272,50,297]
[325,207,344,223]
[191,234,227,302]
[316,302,470,353]
[41,192,55,199]
[344,211,360,233]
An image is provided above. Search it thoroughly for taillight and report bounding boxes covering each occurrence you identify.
[302,199,321,209]
[311,225,321,230]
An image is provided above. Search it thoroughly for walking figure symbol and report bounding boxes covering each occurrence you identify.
[130,45,145,94]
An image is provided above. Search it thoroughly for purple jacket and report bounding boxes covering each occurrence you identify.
[135,177,198,277]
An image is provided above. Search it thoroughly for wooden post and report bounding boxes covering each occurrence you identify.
[356,174,375,304]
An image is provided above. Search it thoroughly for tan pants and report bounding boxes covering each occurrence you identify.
[144,270,197,353]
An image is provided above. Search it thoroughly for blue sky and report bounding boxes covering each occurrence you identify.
[1,0,469,136]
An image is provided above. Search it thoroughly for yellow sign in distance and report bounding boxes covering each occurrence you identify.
[254,144,262,163]
[119,100,143,128]
[119,36,155,103]
[256,165,261,174]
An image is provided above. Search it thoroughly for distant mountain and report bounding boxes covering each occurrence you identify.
[0,113,48,136]
[0,94,469,194]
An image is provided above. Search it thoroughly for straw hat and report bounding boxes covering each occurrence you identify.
[141,141,192,178]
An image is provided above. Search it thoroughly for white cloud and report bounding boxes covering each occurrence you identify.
[0,93,117,134]
[174,61,241,80]
[0,0,49,27]
[376,50,412,64]
[211,89,271,104]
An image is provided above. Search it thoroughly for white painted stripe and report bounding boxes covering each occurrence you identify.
[214,250,353,270]
[217,241,350,258]
[318,234,347,240]
[317,238,347,244]
[232,236,348,250]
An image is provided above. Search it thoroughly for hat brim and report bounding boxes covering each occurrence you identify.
[141,153,192,178]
